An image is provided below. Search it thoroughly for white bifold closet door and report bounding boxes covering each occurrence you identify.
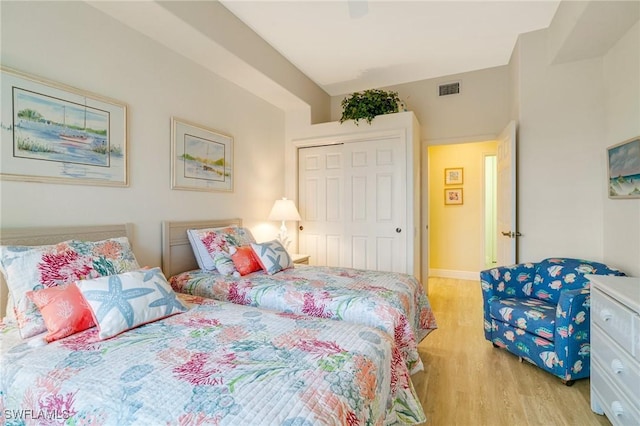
[298,137,406,273]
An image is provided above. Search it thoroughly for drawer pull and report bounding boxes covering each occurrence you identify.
[610,359,624,374]
[611,401,624,417]
[600,309,613,322]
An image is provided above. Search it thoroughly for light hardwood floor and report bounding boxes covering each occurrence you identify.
[411,277,611,426]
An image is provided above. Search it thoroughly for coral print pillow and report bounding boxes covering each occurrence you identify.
[251,240,293,275]
[194,226,256,276]
[0,237,139,339]
[27,283,95,343]
[230,245,262,276]
[76,267,187,340]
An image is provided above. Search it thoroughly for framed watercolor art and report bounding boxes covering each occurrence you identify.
[607,136,640,199]
[0,67,128,186]
[445,188,463,205]
[171,117,233,192]
[445,167,463,185]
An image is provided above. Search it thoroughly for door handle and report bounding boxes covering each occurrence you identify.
[501,231,522,238]
[396,228,402,233]
[299,225,304,231]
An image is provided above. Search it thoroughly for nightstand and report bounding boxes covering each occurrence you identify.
[291,254,310,265]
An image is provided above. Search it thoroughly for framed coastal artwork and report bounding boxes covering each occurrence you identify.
[171,117,233,192]
[445,167,463,185]
[0,67,128,186]
[607,136,640,199]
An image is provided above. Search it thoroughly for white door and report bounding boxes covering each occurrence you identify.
[298,138,406,272]
[496,120,518,266]
[297,144,344,267]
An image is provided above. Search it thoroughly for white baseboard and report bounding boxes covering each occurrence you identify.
[429,269,480,281]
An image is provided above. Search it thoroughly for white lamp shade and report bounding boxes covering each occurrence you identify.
[268,198,301,221]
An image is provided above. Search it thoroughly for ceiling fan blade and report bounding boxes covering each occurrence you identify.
[348,0,368,19]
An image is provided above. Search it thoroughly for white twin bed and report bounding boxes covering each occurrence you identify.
[162,219,437,375]
[0,222,429,425]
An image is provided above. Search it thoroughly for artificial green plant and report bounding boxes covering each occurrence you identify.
[339,89,401,125]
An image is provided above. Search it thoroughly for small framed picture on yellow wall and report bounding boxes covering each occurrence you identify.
[445,188,463,205]
[445,167,463,185]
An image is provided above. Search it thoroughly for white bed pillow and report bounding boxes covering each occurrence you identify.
[187,229,217,271]
[186,225,241,271]
[77,267,187,340]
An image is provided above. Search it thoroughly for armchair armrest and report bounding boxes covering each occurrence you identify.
[480,262,536,339]
[554,288,591,379]
[480,262,536,301]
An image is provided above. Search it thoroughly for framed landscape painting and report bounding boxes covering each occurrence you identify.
[171,117,233,192]
[607,136,640,199]
[0,67,128,186]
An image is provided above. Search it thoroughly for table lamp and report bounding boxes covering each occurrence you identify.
[268,197,301,250]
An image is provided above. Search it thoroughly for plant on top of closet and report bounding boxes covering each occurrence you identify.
[339,89,401,125]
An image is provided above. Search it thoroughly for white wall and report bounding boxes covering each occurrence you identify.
[0,2,286,269]
[602,21,640,276]
[508,39,521,123]
[331,66,510,144]
[516,28,607,264]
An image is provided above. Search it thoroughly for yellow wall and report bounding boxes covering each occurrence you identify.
[428,140,497,275]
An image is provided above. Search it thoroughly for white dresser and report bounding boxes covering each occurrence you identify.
[588,275,640,426]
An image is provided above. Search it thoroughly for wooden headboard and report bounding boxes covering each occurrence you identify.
[161,218,242,278]
[0,224,133,318]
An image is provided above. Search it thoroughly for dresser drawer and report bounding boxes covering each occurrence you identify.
[592,288,635,353]
[592,360,640,426]
[592,325,640,401]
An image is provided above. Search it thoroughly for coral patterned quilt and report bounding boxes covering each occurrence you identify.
[1,294,426,425]
[170,265,437,374]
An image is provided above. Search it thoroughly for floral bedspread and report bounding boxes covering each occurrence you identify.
[170,265,437,374]
[1,294,426,425]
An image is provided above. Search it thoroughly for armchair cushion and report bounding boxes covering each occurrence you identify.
[489,298,556,340]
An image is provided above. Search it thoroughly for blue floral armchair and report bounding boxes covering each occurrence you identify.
[480,258,625,385]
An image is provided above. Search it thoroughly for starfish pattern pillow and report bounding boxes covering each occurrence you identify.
[251,240,293,275]
[76,267,187,340]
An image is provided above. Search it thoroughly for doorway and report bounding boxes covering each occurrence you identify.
[426,140,497,279]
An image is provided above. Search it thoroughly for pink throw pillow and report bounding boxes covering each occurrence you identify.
[27,283,95,342]
[231,246,262,276]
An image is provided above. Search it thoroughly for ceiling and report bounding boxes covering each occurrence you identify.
[220,0,561,96]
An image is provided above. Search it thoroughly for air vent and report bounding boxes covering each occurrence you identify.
[439,82,460,96]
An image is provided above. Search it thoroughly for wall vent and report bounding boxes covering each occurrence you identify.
[439,82,460,96]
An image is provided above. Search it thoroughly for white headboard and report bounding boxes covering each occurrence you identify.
[0,224,133,318]
[161,218,242,278]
